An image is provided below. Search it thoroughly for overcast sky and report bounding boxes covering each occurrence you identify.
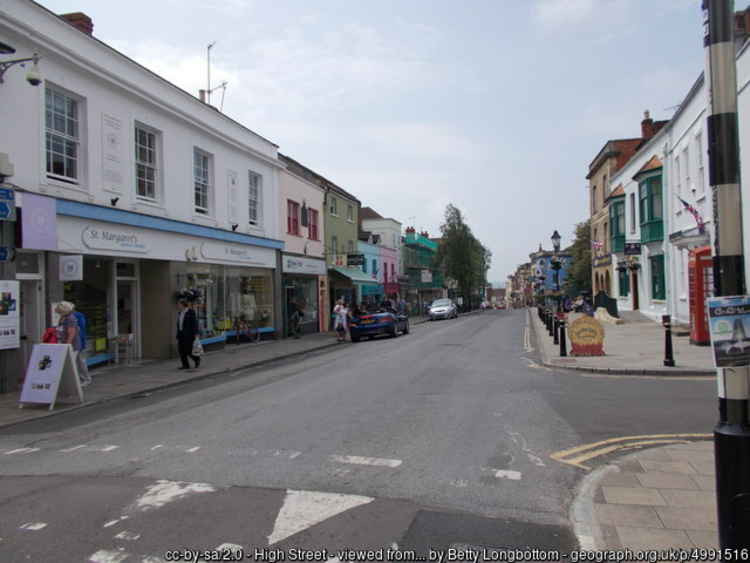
[39,0,706,284]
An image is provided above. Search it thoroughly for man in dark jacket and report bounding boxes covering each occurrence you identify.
[176,299,200,369]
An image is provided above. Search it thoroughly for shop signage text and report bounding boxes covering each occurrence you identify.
[569,316,605,356]
[624,242,642,256]
[200,242,275,268]
[347,254,365,267]
[0,280,19,350]
[83,226,150,254]
[283,255,326,275]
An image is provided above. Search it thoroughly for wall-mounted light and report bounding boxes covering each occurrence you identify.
[0,51,42,86]
[231,223,238,231]
[110,197,119,206]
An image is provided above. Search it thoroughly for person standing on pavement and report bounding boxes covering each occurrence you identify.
[176,299,200,370]
[333,299,348,343]
[72,305,92,387]
[55,301,90,387]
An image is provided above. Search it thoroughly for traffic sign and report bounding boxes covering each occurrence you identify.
[0,187,15,221]
[0,247,10,262]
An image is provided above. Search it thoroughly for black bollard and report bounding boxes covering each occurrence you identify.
[662,314,675,367]
[559,316,567,356]
[553,316,559,345]
[547,309,553,336]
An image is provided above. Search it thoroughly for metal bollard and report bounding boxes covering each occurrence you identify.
[547,310,553,336]
[559,316,567,356]
[662,314,675,367]
[553,316,559,345]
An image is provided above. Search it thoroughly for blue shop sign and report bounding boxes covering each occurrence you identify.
[0,187,15,221]
[361,284,384,296]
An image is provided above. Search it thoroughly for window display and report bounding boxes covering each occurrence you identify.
[63,258,110,355]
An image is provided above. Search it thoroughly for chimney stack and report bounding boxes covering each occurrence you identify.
[199,89,207,103]
[641,110,655,140]
[60,12,94,35]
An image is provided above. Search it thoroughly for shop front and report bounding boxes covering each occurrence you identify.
[281,254,327,336]
[328,266,379,310]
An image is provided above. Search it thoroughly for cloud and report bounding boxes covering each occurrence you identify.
[532,0,596,28]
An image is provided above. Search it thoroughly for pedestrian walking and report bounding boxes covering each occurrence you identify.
[176,299,201,369]
[73,305,92,387]
[54,301,89,387]
[333,299,348,342]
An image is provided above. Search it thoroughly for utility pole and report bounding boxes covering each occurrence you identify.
[703,0,750,548]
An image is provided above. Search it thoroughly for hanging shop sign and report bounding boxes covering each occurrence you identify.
[59,254,84,281]
[624,242,642,256]
[282,255,326,275]
[82,225,150,254]
[707,295,750,367]
[0,280,19,349]
[19,343,83,410]
[569,315,605,356]
[0,187,16,221]
[346,253,365,267]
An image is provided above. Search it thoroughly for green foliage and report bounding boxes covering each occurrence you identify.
[565,219,592,295]
[435,204,491,303]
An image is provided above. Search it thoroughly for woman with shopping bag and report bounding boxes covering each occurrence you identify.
[176,299,201,370]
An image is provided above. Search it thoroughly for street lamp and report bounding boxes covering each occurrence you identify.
[550,230,563,343]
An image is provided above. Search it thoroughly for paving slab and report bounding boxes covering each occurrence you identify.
[655,506,717,531]
[639,460,696,475]
[602,486,666,506]
[635,472,698,490]
[594,504,663,528]
[614,526,694,549]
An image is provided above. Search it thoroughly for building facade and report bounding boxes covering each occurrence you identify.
[0,3,285,391]
[403,228,444,312]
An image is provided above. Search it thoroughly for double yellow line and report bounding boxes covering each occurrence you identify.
[550,433,712,470]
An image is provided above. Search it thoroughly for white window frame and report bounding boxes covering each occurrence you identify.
[45,85,83,186]
[248,170,263,227]
[134,123,160,203]
[695,132,705,195]
[629,193,636,233]
[193,147,212,215]
[347,204,354,223]
[674,155,681,197]
[330,196,338,216]
[682,146,690,194]
[331,235,338,256]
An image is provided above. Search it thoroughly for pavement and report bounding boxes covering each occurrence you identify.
[530,307,715,376]
[0,314,439,429]
[572,440,718,549]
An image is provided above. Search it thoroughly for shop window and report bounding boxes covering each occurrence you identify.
[308,209,319,240]
[116,262,136,278]
[63,258,111,358]
[618,268,629,297]
[193,148,212,215]
[330,196,338,216]
[629,193,636,233]
[347,204,354,222]
[347,240,354,253]
[248,171,262,226]
[331,236,338,256]
[287,200,300,235]
[45,86,81,184]
[135,124,159,201]
[650,255,666,300]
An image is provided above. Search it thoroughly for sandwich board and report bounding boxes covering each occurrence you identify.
[19,343,83,410]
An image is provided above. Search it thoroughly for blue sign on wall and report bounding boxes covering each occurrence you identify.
[0,247,10,262]
[0,187,16,221]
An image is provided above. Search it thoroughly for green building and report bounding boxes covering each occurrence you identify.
[403,228,445,313]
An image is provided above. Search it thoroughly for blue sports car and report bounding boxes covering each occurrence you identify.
[349,310,409,342]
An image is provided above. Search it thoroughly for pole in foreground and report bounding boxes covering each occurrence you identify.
[662,315,675,367]
[703,0,750,548]
[559,316,567,357]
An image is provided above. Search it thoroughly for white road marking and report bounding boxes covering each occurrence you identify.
[185,447,201,453]
[60,445,87,453]
[268,489,373,545]
[99,445,120,452]
[19,522,47,530]
[103,516,129,528]
[330,454,402,468]
[449,479,468,488]
[150,445,164,451]
[4,447,40,455]
[494,469,522,480]
[114,530,141,541]
[133,480,216,512]
[88,549,129,563]
[288,451,302,459]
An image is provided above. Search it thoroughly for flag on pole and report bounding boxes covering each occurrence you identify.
[676,196,705,233]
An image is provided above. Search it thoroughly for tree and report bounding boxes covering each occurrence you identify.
[435,204,491,308]
[565,219,592,296]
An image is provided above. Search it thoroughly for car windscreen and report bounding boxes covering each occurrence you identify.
[432,299,452,307]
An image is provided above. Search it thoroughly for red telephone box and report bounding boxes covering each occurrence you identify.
[688,246,713,345]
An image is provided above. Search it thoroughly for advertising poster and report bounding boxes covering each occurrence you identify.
[0,280,19,350]
[707,295,750,367]
[19,343,83,409]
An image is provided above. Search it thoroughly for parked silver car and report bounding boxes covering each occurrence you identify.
[428,298,458,320]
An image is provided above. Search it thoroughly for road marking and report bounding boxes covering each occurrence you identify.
[150,445,164,451]
[268,489,373,546]
[114,530,141,541]
[523,326,533,353]
[449,479,468,488]
[19,522,47,530]
[88,549,129,563]
[330,454,402,468]
[288,451,302,459]
[132,480,216,512]
[60,445,87,453]
[99,445,119,452]
[494,469,522,480]
[103,516,128,528]
[185,447,201,453]
[4,447,40,455]
[550,433,712,470]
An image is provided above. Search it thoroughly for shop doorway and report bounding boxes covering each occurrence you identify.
[115,261,141,360]
[631,270,640,310]
[16,252,45,375]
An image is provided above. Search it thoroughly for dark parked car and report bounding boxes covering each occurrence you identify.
[349,309,409,342]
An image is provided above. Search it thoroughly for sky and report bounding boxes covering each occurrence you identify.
[38,0,708,285]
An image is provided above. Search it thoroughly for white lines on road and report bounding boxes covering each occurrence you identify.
[60,445,87,453]
[133,480,216,512]
[523,325,533,352]
[88,549,129,563]
[4,447,40,455]
[449,479,468,488]
[19,522,47,530]
[114,530,141,541]
[103,516,129,528]
[330,454,402,468]
[268,490,373,546]
[185,447,201,453]
[481,466,523,481]
[99,445,120,452]
[150,445,164,451]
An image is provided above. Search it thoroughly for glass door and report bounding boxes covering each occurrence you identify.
[19,279,42,373]
[114,261,140,360]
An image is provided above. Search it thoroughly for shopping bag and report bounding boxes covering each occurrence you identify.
[192,339,204,357]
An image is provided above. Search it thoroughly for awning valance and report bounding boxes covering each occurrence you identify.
[329,266,379,285]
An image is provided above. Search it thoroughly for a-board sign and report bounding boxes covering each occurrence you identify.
[569,315,605,356]
[0,280,19,350]
[19,344,83,410]
[707,295,750,368]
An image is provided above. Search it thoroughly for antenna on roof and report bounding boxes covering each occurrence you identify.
[209,80,229,112]
[206,41,216,105]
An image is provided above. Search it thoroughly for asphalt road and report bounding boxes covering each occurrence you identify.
[0,310,716,562]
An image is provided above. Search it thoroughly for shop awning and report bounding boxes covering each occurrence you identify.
[329,266,379,285]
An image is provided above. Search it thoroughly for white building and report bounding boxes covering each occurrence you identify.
[0,1,284,388]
